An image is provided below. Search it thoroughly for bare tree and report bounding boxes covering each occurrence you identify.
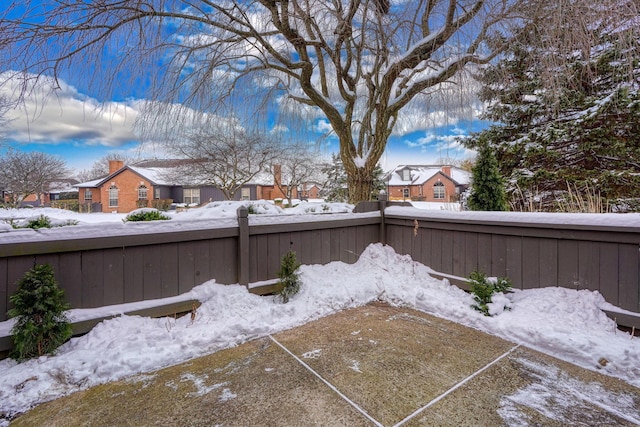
[168,126,281,200]
[0,149,69,207]
[76,154,135,182]
[0,0,530,202]
[265,142,323,206]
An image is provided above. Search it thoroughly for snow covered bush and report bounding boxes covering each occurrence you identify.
[123,208,171,222]
[9,264,72,361]
[469,270,512,316]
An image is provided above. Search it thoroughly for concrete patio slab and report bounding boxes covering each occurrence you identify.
[11,303,640,426]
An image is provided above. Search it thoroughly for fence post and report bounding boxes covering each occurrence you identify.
[379,191,388,244]
[237,206,249,286]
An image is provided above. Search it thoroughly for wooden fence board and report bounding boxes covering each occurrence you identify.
[618,244,640,312]
[599,243,619,306]
[452,231,465,277]
[477,233,492,276]
[539,239,558,287]
[557,240,579,289]
[441,230,454,274]
[505,236,523,288]
[430,228,443,272]
[521,237,540,289]
[578,241,600,292]
[103,248,125,306]
[81,250,105,308]
[491,235,507,278]
[123,247,145,302]
[464,232,478,276]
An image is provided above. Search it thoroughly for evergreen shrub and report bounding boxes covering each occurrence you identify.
[276,250,301,303]
[9,264,72,361]
[469,270,512,316]
[123,209,171,222]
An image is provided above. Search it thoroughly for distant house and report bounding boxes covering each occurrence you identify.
[75,159,261,213]
[386,165,471,202]
[21,179,79,207]
[255,165,323,201]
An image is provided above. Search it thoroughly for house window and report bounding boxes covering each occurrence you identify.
[403,188,410,198]
[241,187,251,201]
[183,188,200,205]
[84,189,92,202]
[138,185,148,200]
[434,182,445,199]
[108,185,119,207]
[402,169,411,181]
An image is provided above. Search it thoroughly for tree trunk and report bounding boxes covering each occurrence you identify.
[345,163,375,204]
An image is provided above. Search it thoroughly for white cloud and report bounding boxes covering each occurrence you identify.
[0,72,140,147]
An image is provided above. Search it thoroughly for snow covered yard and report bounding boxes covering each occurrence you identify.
[1,204,639,424]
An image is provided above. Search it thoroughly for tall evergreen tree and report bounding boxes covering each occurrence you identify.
[465,2,640,211]
[467,143,508,211]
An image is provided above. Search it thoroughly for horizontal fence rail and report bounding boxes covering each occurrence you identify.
[1,200,639,323]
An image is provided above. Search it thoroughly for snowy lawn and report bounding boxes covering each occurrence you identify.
[0,204,639,424]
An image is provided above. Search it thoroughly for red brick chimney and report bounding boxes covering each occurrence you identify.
[109,160,124,174]
[441,165,452,177]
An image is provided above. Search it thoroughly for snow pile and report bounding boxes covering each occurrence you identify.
[1,243,639,423]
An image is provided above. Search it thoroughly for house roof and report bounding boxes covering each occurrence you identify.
[75,160,199,188]
[387,165,471,186]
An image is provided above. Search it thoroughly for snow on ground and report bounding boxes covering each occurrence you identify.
[0,205,640,424]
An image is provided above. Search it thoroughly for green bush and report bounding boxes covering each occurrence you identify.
[123,209,171,222]
[469,270,512,316]
[24,215,52,229]
[276,250,301,303]
[9,264,72,361]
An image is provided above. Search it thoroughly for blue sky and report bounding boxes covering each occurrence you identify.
[0,2,483,176]
[0,73,481,175]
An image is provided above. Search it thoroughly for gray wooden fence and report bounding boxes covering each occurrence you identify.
[1,201,639,322]
[0,209,381,322]
[383,207,640,314]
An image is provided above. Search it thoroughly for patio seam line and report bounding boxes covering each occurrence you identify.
[268,335,384,427]
[392,344,522,427]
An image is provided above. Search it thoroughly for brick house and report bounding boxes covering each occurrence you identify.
[255,165,323,201]
[76,160,261,213]
[386,165,471,202]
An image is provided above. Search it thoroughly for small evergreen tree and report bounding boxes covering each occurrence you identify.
[276,250,301,303]
[469,270,512,316]
[9,264,73,361]
[467,142,508,211]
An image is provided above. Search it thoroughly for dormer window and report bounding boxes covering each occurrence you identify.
[402,169,411,181]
